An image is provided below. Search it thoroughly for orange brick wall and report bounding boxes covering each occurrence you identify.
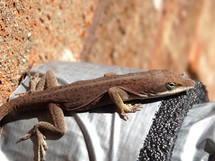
[1,0,215,104]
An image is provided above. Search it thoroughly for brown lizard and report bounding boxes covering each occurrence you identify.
[0,69,195,160]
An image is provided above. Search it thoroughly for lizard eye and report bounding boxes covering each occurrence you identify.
[166,82,176,90]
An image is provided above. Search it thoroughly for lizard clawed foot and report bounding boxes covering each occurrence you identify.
[126,103,143,113]
[124,103,142,113]
[126,103,142,112]
[15,67,40,97]
[17,128,48,161]
[120,103,142,120]
[29,72,40,92]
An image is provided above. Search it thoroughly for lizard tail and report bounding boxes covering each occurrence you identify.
[0,100,15,121]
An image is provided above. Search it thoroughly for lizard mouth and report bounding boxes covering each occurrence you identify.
[157,86,194,97]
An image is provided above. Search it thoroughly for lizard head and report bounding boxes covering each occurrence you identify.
[144,70,196,97]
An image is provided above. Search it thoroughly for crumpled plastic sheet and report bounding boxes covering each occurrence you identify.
[0,62,213,161]
[172,102,215,161]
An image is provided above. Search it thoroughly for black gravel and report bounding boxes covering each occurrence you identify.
[138,81,209,161]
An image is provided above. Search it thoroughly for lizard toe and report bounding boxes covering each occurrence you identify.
[17,133,33,143]
[36,129,48,161]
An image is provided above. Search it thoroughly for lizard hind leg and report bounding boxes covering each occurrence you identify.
[17,70,66,161]
[17,103,66,161]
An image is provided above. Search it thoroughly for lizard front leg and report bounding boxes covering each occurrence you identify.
[108,87,142,120]
[18,70,66,161]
